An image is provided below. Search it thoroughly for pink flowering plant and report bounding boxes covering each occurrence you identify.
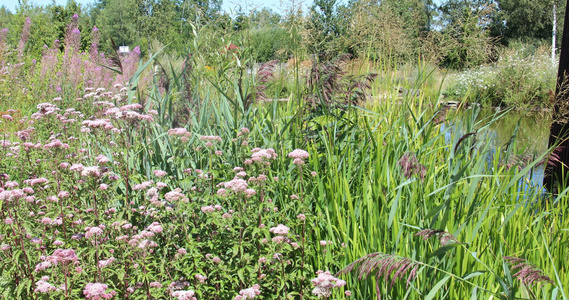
[0,21,349,298]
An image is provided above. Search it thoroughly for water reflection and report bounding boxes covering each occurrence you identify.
[444,108,551,196]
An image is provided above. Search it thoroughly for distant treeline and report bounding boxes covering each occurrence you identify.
[0,0,564,69]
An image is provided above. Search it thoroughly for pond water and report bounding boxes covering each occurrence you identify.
[476,109,551,155]
[452,108,551,191]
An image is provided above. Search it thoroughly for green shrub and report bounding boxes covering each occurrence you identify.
[446,45,556,107]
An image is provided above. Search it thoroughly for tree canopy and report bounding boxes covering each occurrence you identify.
[0,0,563,69]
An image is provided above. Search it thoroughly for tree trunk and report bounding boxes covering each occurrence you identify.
[544,0,569,193]
[553,0,557,64]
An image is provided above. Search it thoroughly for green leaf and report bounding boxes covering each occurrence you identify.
[470,286,478,300]
[429,243,461,259]
[388,178,415,228]
[425,275,450,300]
[461,271,486,281]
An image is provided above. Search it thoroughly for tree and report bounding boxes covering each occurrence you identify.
[176,0,222,26]
[136,0,179,47]
[545,0,569,193]
[49,0,91,50]
[383,0,431,39]
[249,8,281,28]
[0,6,12,29]
[94,0,139,49]
[433,0,498,69]
[493,0,566,45]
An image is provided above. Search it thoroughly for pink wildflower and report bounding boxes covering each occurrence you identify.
[199,135,222,142]
[82,166,101,177]
[236,284,261,299]
[168,128,189,136]
[96,155,110,163]
[165,189,188,202]
[217,188,228,197]
[269,224,290,235]
[223,178,248,193]
[153,170,167,177]
[83,283,115,299]
[272,236,285,243]
[34,276,57,293]
[244,189,256,198]
[201,206,215,213]
[98,257,116,268]
[293,158,305,165]
[171,290,196,300]
[311,271,346,298]
[195,274,207,283]
[146,222,163,233]
[85,227,104,239]
[288,149,309,160]
[49,249,79,264]
[69,164,84,172]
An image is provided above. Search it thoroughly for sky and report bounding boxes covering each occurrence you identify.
[1,0,311,16]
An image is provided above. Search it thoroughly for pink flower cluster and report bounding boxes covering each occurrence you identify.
[195,274,207,283]
[35,249,79,272]
[103,104,154,122]
[34,276,58,293]
[24,177,48,186]
[201,206,215,213]
[288,149,309,159]
[96,154,111,163]
[222,178,248,193]
[133,181,153,190]
[199,135,222,142]
[165,188,188,202]
[146,222,163,233]
[311,271,346,298]
[153,170,167,177]
[85,226,104,239]
[288,149,309,165]
[82,119,114,130]
[168,128,191,142]
[82,166,101,177]
[171,290,197,300]
[250,148,277,165]
[0,189,25,201]
[84,283,115,299]
[235,284,261,299]
[98,257,116,268]
[269,224,290,235]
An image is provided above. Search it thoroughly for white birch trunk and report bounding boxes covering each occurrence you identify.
[553,0,557,64]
